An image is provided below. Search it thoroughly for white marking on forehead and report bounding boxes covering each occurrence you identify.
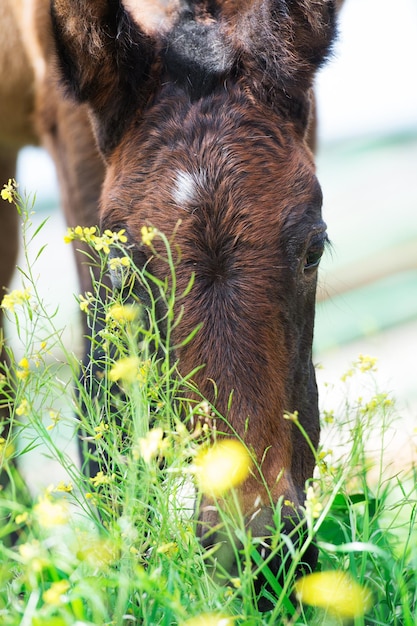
[172,169,207,208]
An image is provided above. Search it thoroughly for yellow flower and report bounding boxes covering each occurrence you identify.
[18,357,30,370]
[54,481,73,493]
[322,409,334,424]
[64,225,97,244]
[19,540,48,572]
[63,228,75,244]
[156,542,178,557]
[134,427,168,463]
[304,485,323,519]
[94,420,109,440]
[360,392,393,415]
[137,359,152,385]
[43,580,70,606]
[108,356,140,384]
[294,571,372,619]
[357,354,378,373]
[108,255,131,271]
[106,303,139,324]
[34,494,70,528]
[1,178,17,203]
[16,399,29,416]
[64,226,127,254]
[78,292,94,314]
[194,439,252,497]
[82,226,97,242]
[0,437,14,462]
[92,234,111,254]
[76,533,118,568]
[16,356,30,380]
[283,410,299,423]
[182,614,234,626]
[90,471,113,488]
[141,225,156,246]
[47,409,61,431]
[1,288,31,312]
[340,367,354,382]
[15,511,29,525]
[105,228,128,244]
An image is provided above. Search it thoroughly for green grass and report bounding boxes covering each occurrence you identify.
[0,183,416,625]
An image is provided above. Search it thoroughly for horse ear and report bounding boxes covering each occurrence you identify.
[51,0,155,156]
[227,0,337,133]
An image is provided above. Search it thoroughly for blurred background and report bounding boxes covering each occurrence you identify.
[314,0,417,444]
[7,0,417,486]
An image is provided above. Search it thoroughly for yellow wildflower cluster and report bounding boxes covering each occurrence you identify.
[141,225,157,246]
[304,484,323,520]
[341,354,378,381]
[16,356,31,381]
[1,178,18,203]
[108,255,131,271]
[16,398,29,416]
[108,356,140,384]
[1,288,31,313]
[295,570,372,619]
[34,494,70,528]
[106,303,140,325]
[94,420,110,440]
[64,225,128,254]
[322,409,335,424]
[356,353,378,372]
[0,436,14,463]
[43,580,70,606]
[316,448,336,476]
[78,291,94,314]
[194,439,252,497]
[53,481,73,493]
[360,392,393,415]
[90,470,114,488]
[19,540,48,573]
[156,541,178,557]
[133,427,169,463]
[46,409,61,431]
[75,532,118,568]
[15,511,29,525]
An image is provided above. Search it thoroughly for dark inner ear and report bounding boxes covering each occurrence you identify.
[51,0,156,156]
[162,10,235,100]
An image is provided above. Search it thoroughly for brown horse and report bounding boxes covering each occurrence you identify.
[1,0,340,603]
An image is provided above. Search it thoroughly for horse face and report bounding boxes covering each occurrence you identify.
[51,0,336,597]
[102,88,325,571]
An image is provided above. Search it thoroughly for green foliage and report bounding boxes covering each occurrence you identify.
[0,183,416,625]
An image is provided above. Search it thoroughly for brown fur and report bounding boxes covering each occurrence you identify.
[1,0,343,597]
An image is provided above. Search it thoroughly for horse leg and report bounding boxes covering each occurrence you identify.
[35,80,108,475]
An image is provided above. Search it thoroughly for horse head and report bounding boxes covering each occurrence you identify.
[51,0,337,603]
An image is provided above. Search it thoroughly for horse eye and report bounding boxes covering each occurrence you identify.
[303,238,326,272]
